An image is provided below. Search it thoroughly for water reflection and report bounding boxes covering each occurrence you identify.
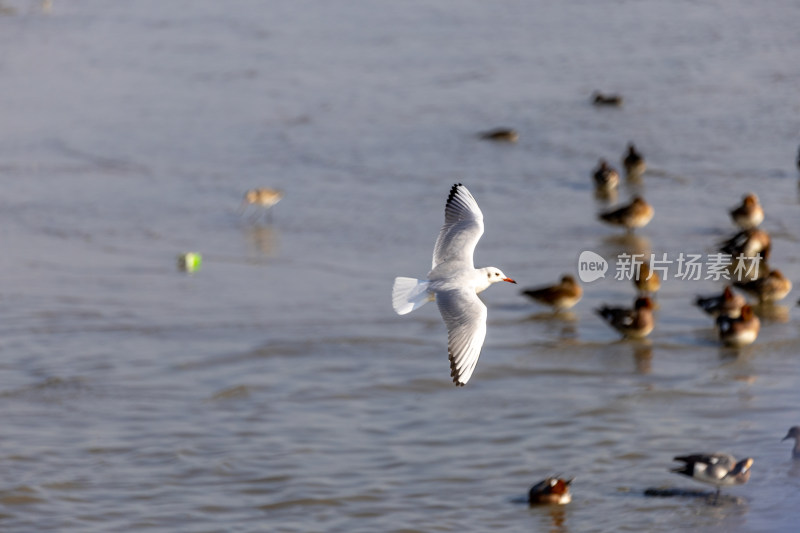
[632,343,653,375]
[644,487,749,509]
[529,504,569,533]
[594,187,618,205]
[525,310,578,323]
[244,225,279,257]
[525,311,579,342]
[600,233,652,259]
[544,505,568,533]
[624,175,645,196]
[752,302,790,324]
[717,344,756,361]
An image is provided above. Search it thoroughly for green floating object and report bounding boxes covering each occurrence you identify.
[177,252,202,273]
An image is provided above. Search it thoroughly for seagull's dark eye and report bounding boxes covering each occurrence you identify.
[495,272,500,276]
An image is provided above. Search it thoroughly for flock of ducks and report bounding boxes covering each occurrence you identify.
[521,175,794,504]
[521,142,664,340]
[698,193,791,346]
[478,118,798,507]
[517,145,793,347]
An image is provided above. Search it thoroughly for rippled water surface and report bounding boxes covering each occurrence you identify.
[1,1,800,531]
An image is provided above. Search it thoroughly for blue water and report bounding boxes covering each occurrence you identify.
[0,1,799,531]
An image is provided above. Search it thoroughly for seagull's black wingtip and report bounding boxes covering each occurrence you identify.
[447,183,464,204]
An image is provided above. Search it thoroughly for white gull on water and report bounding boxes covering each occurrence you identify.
[392,184,516,386]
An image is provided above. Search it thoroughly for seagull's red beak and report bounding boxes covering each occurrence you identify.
[503,278,517,284]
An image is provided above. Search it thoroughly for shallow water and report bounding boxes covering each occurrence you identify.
[1,0,799,531]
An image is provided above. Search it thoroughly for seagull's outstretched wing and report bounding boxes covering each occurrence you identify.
[432,184,484,270]
[436,288,488,386]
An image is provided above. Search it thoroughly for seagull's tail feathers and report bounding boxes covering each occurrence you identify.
[392,277,433,315]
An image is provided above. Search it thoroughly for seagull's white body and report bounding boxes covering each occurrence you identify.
[392,184,515,386]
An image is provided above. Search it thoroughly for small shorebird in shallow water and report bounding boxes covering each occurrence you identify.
[479,128,518,143]
[730,193,764,230]
[735,269,792,303]
[240,188,284,219]
[695,286,745,318]
[782,426,800,460]
[633,261,661,296]
[392,184,516,386]
[592,91,623,107]
[716,304,760,347]
[622,143,646,179]
[592,159,619,193]
[596,296,655,339]
[719,228,771,262]
[671,453,753,503]
[598,196,654,232]
[528,477,573,505]
[521,274,582,312]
